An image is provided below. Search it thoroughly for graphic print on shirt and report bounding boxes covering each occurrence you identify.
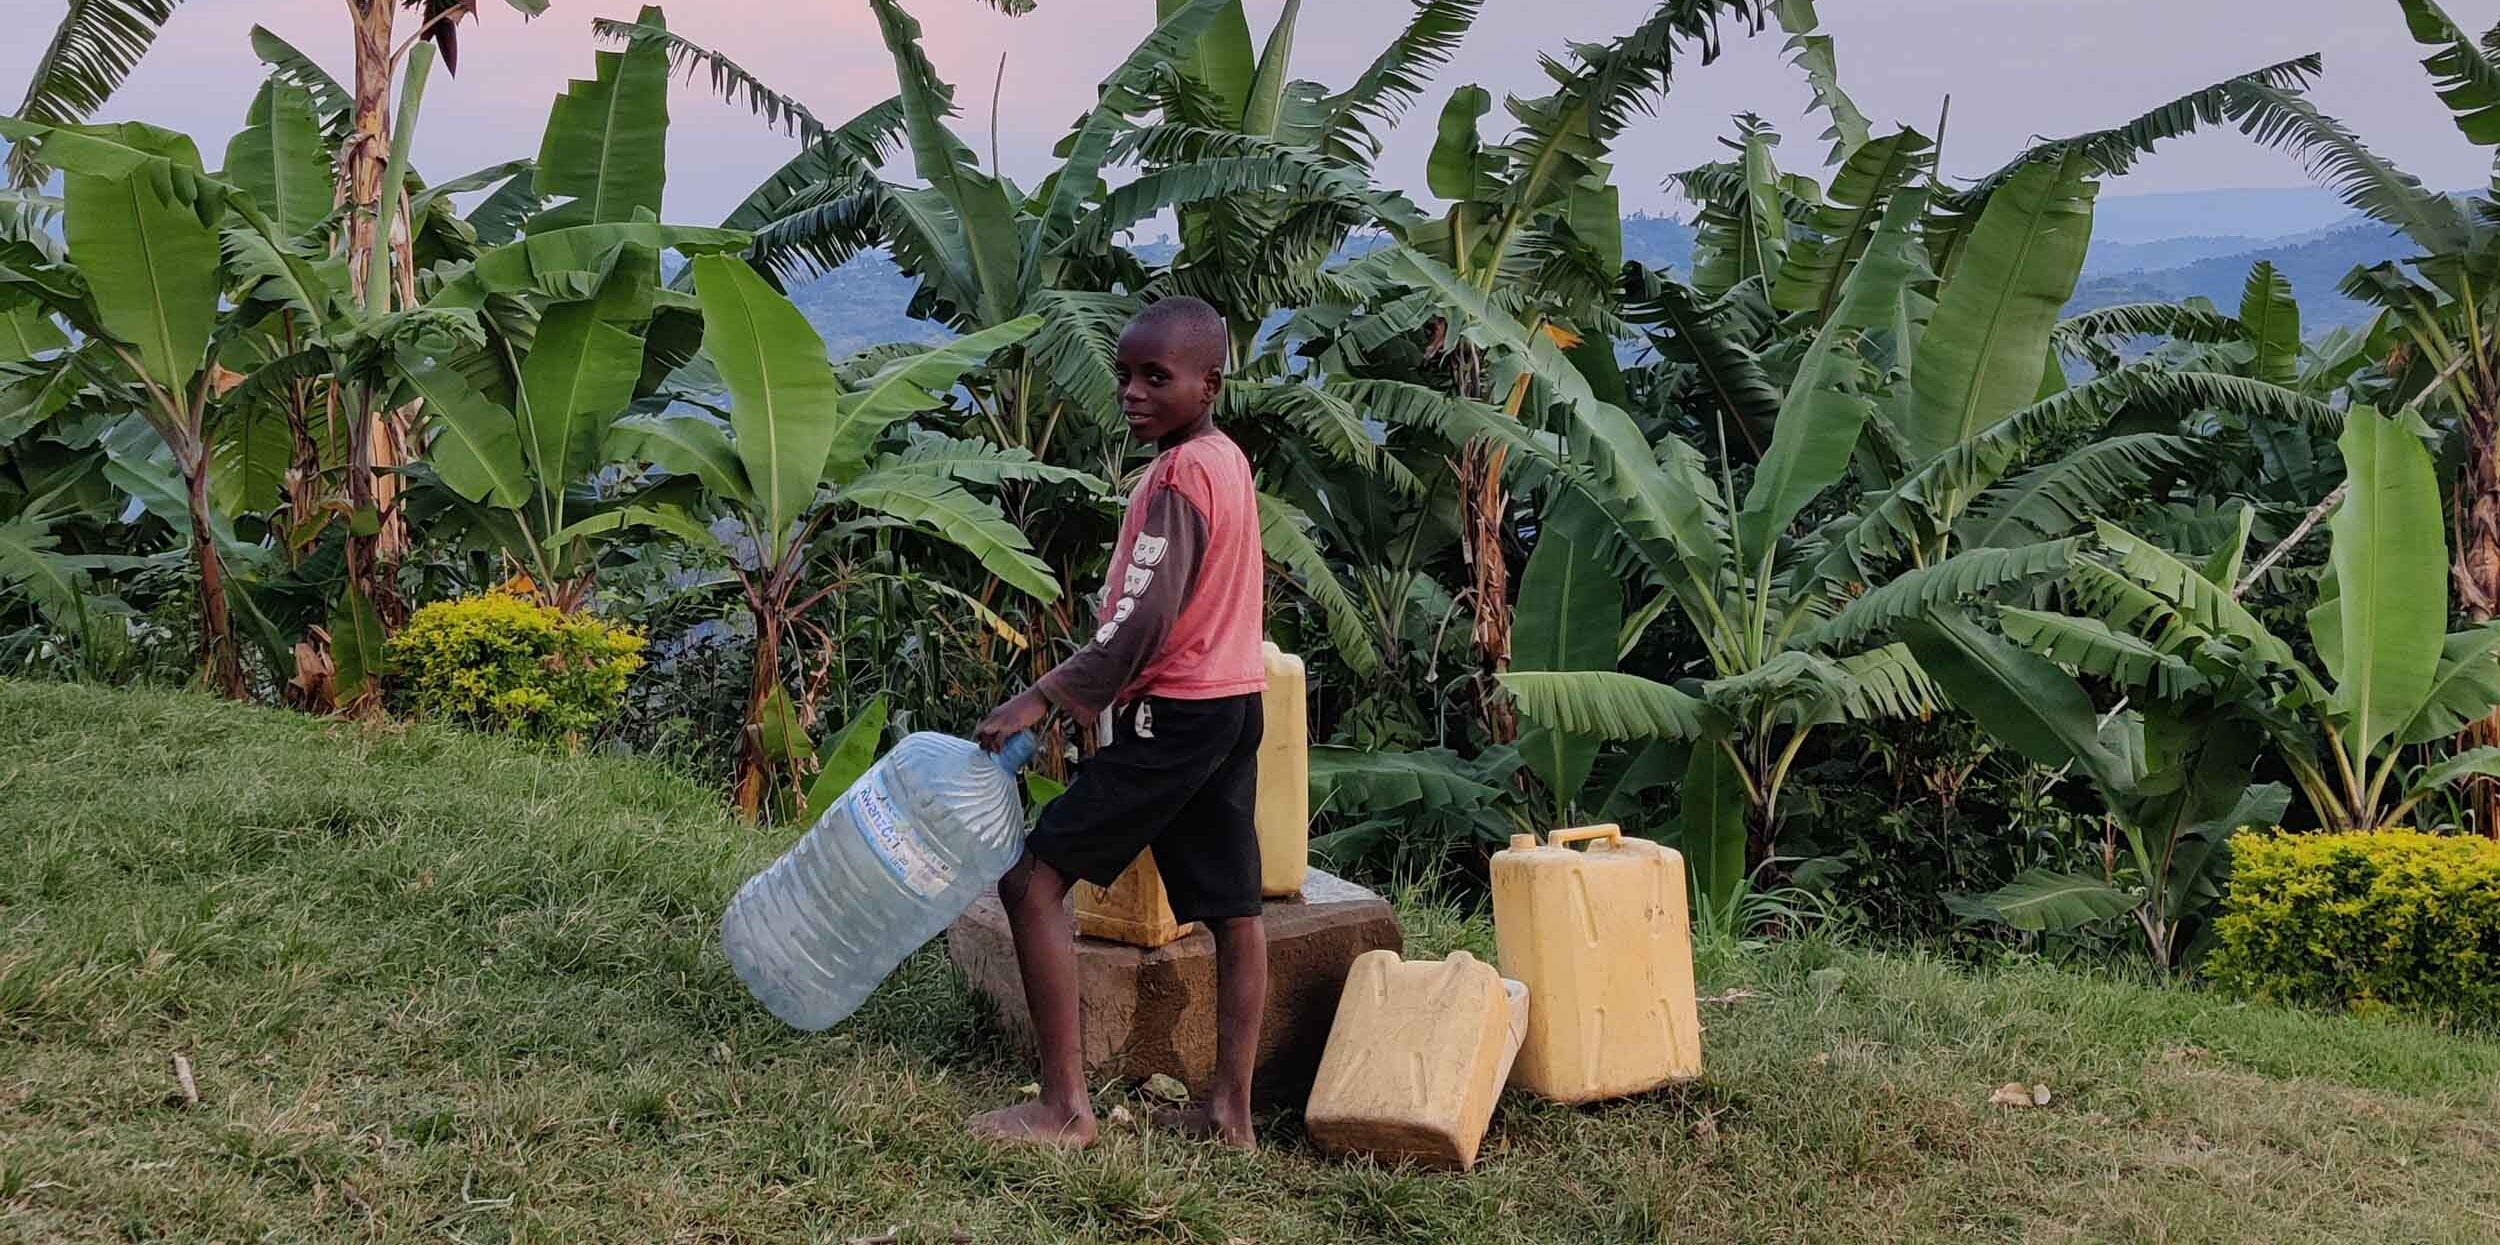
[1094,528,1163,648]
[1029,432,1263,719]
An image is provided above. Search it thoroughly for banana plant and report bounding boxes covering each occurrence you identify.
[2052,261,2397,529]
[604,0,1434,734]
[0,462,149,678]
[2184,0,2500,636]
[0,117,311,697]
[1390,0,1772,722]
[394,237,721,609]
[611,255,1081,817]
[1902,606,2288,970]
[1916,408,2500,837]
[1124,0,1480,352]
[383,11,757,611]
[1354,145,2336,911]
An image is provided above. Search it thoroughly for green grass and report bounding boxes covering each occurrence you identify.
[6,681,2500,1244]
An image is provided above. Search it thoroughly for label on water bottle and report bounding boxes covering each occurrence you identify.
[852,773,956,898]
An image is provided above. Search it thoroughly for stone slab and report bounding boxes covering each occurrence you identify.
[945,869,1401,1105]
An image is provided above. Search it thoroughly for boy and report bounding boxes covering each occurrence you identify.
[970,295,1269,1151]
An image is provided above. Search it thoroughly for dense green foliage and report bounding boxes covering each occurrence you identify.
[386,588,645,735]
[12,0,2500,991]
[2214,827,2500,1026]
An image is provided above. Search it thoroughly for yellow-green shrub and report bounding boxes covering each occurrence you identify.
[2210,828,2500,1026]
[386,591,646,737]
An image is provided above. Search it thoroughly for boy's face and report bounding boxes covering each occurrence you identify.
[1115,322,1222,442]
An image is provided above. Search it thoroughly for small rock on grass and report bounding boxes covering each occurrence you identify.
[1990,1082,2053,1109]
[1142,1073,1190,1104]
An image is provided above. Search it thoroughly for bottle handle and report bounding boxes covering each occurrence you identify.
[993,731,1039,773]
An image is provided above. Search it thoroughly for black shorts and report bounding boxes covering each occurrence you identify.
[1026,693,1264,924]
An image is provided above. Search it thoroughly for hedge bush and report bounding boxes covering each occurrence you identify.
[387,591,646,738]
[2211,828,2500,1026]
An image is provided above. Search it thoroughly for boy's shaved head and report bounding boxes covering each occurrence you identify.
[1127,295,1228,372]
[1115,295,1228,443]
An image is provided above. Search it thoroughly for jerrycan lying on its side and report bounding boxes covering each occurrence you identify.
[722,732,1036,1031]
[1491,824,1702,1103]
[1304,950,1530,1171]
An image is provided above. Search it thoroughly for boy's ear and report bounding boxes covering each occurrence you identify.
[1203,366,1224,405]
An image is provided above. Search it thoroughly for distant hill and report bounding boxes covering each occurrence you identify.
[1623,213,1697,272]
[769,196,2403,352]
[2089,187,2355,244]
[781,215,1702,352]
[782,255,939,357]
[2068,221,2408,329]
[2084,234,2304,276]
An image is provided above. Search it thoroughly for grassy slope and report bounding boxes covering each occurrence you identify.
[5,683,2499,1244]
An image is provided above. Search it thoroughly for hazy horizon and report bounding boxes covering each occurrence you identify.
[3,0,2489,229]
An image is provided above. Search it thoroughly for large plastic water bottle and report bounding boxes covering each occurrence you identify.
[722,731,1038,1031]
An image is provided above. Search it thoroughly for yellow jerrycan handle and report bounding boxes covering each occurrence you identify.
[1546,824,1624,851]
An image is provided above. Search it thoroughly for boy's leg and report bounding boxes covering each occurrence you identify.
[969,698,1241,1148]
[967,852,1097,1149]
[1147,695,1266,1149]
[1203,913,1267,1145]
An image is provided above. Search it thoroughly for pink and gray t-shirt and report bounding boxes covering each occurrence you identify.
[1034,428,1267,719]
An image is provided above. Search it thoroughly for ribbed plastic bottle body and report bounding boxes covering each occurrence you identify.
[721,732,1027,1031]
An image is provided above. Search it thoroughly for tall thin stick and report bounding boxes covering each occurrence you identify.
[2231,347,2483,600]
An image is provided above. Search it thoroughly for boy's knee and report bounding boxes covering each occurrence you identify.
[998,855,1036,906]
[1206,914,1265,943]
[999,853,1066,910]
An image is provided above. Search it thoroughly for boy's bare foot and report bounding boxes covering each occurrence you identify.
[968,1100,1098,1150]
[1148,1103,1256,1150]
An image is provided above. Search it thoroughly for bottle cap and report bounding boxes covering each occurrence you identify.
[993,731,1038,773]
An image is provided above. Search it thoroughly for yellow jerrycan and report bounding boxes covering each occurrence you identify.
[1074,848,1196,948]
[1491,825,1702,1102]
[1257,642,1310,899]
[1303,949,1530,1170]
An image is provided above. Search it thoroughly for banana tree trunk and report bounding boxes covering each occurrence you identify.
[735,603,787,820]
[1463,437,1516,737]
[342,391,405,631]
[2452,350,2500,838]
[182,446,247,700]
[342,0,411,624]
[1451,341,1518,744]
[280,365,327,563]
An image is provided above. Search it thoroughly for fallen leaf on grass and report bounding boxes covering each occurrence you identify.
[168,1052,199,1108]
[1990,1082,2052,1109]
[1108,1105,1136,1127]
[1142,1073,1190,1104]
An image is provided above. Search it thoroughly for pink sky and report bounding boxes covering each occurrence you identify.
[6,0,2491,226]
